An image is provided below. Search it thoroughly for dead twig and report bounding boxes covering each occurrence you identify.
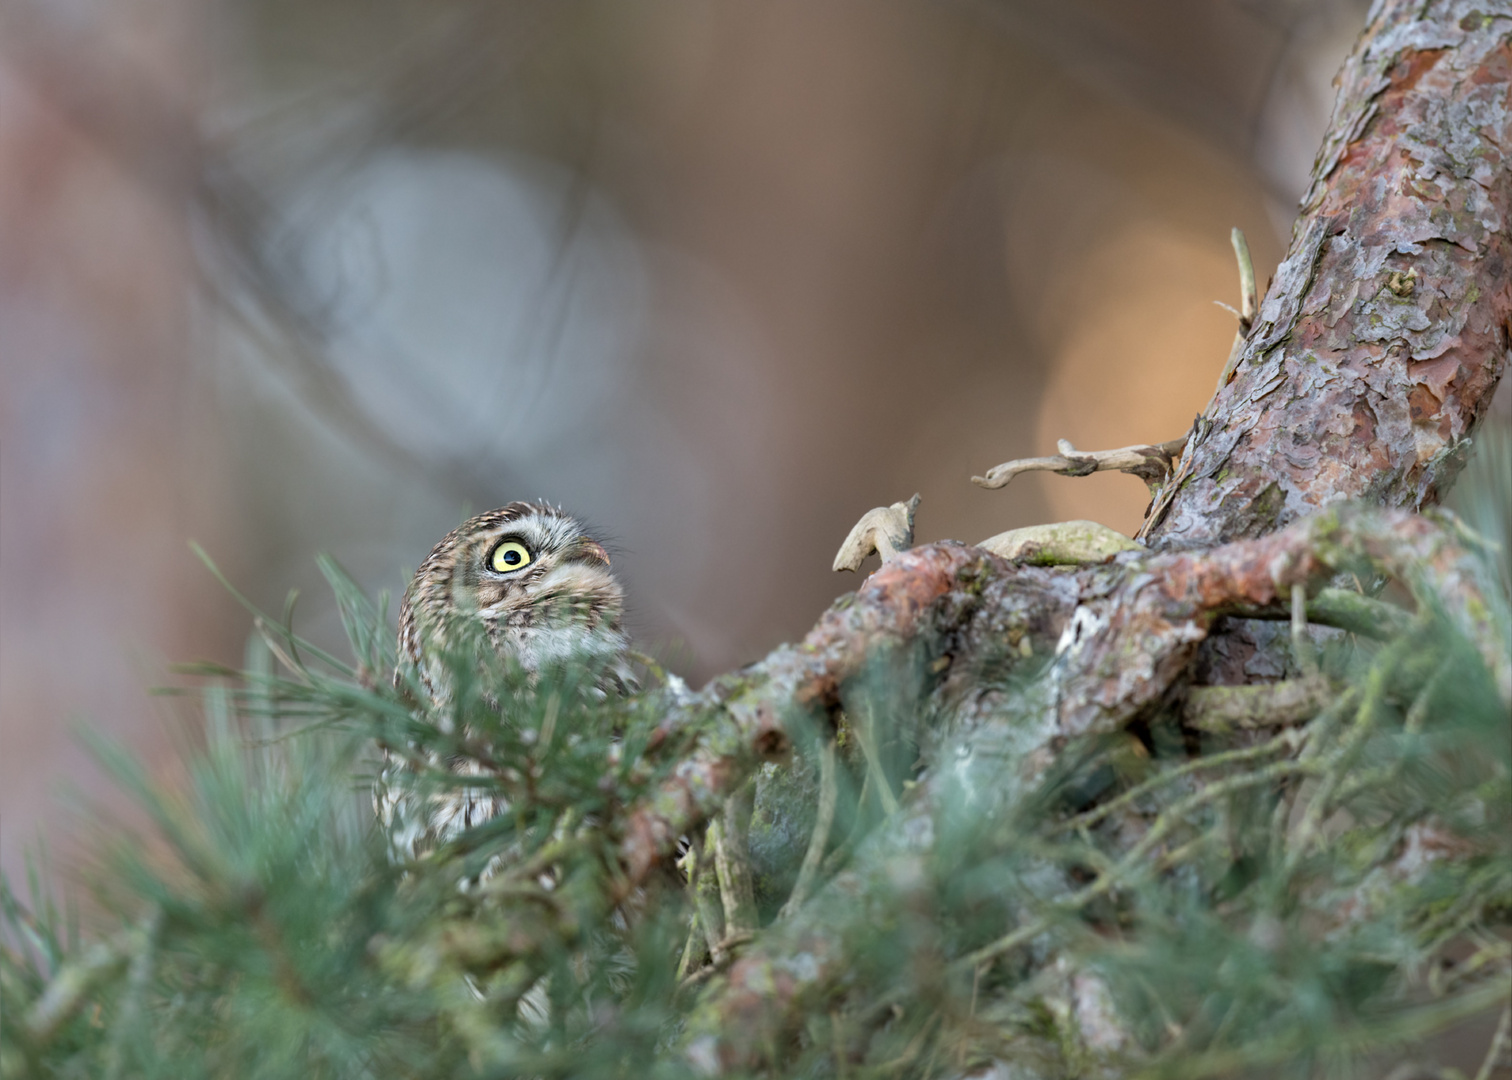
[1208,226,1259,403]
[834,495,921,572]
[991,229,1251,523]
[972,438,1187,493]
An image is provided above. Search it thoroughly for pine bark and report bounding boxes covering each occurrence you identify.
[1143,0,1512,547]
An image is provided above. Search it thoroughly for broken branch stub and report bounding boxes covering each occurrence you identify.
[1182,675,1336,733]
[832,493,921,571]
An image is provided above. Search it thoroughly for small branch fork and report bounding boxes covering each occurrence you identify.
[971,228,1258,505]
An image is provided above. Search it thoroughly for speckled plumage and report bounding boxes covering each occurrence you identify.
[376,501,631,863]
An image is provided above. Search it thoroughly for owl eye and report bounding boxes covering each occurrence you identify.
[489,540,534,573]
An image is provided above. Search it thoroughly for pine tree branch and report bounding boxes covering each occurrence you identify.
[664,505,1506,1072]
[620,503,1507,908]
[1142,0,1512,546]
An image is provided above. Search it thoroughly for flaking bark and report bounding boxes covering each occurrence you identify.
[1143,0,1512,547]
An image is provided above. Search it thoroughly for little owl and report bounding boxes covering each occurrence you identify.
[375,501,631,863]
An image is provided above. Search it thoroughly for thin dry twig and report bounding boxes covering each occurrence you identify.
[972,437,1187,492]
[1003,229,1251,520]
[1208,226,1258,402]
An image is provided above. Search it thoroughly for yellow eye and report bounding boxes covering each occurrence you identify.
[489,540,533,573]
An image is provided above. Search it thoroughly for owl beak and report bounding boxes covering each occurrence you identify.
[569,538,612,568]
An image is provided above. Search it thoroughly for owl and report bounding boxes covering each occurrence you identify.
[376,501,632,864]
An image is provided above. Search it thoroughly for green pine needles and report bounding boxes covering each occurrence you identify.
[3,437,1510,1078]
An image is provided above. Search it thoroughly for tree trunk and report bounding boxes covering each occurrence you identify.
[1142,2,1511,547]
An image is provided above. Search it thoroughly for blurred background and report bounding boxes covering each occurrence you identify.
[12,0,1507,897]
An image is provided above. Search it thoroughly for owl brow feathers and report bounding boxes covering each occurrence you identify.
[392,500,628,702]
[401,502,622,635]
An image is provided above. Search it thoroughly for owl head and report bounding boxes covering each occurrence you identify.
[398,502,626,684]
